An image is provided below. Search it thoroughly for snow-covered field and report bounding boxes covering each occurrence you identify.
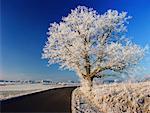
[72,81,150,113]
[0,83,78,100]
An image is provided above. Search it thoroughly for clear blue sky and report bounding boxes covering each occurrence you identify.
[1,0,150,81]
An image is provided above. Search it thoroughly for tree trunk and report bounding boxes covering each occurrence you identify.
[83,36,93,91]
[81,76,93,91]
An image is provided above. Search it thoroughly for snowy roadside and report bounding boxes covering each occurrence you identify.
[72,81,150,113]
[0,83,79,100]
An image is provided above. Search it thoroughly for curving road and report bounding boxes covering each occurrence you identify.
[1,86,77,113]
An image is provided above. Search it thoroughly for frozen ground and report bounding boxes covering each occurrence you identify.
[0,83,78,100]
[72,81,150,113]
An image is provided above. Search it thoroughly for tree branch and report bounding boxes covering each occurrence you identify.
[91,29,113,67]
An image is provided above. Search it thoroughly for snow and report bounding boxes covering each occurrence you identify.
[72,81,150,113]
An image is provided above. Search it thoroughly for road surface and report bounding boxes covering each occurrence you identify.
[1,86,77,113]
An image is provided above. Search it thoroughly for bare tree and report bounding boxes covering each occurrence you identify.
[42,6,145,90]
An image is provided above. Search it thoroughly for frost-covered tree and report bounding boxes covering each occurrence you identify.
[42,6,145,89]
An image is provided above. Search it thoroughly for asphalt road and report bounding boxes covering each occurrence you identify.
[1,86,77,113]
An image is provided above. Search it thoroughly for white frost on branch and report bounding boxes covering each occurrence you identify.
[42,6,145,81]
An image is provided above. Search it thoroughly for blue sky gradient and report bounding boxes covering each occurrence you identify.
[1,0,150,81]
